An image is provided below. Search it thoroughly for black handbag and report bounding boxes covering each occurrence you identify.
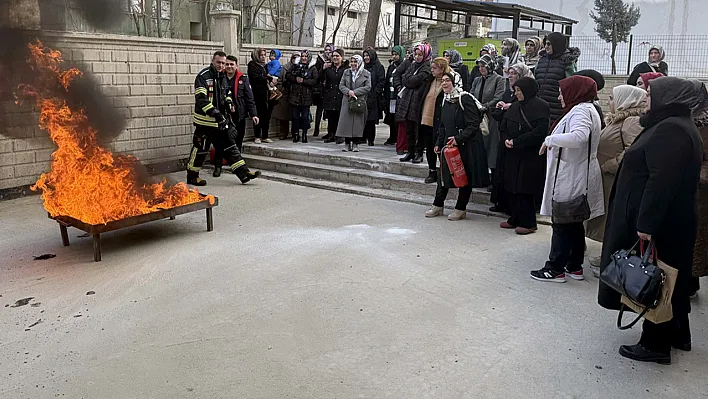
[349,97,366,113]
[550,125,592,224]
[600,240,666,330]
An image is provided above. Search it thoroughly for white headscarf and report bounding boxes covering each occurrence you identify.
[648,44,666,68]
[350,55,364,81]
[612,85,647,111]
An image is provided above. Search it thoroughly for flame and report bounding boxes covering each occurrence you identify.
[19,41,213,225]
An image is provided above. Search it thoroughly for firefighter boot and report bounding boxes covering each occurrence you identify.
[234,166,262,184]
[187,171,207,186]
[213,166,222,178]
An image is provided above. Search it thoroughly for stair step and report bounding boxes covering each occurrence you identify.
[242,153,492,205]
[243,142,430,178]
[257,170,510,221]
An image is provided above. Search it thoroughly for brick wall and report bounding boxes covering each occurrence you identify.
[0,31,223,195]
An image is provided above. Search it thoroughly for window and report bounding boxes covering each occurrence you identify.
[385,13,391,26]
[417,23,423,30]
[190,22,202,40]
[347,11,357,19]
[254,8,274,29]
[327,7,336,16]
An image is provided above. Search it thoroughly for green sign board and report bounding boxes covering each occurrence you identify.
[438,38,503,69]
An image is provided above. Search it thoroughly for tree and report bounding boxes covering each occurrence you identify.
[590,0,641,74]
[362,0,381,49]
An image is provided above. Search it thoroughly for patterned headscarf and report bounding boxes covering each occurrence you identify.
[508,63,534,78]
[442,72,463,104]
[251,47,266,66]
[300,49,311,65]
[414,43,432,63]
[481,43,498,58]
[350,55,365,81]
[502,38,522,66]
[648,44,666,67]
[444,49,464,68]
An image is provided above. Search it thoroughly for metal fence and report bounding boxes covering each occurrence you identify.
[569,35,708,77]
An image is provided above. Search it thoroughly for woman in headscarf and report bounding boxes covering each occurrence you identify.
[689,80,708,298]
[585,85,646,275]
[443,49,470,91]
[336,55,371,152]
[285,50,319,143]
[247,47,274,143]
[636,71,664,91]
[320,48,348,143]
[396,43,433,163]
[627,44,668,86]
[498,77,549,234]
[501,38,523,77]
[598,77,702,365]
[272,53,299,139]
[312,44,333,137]
[362,49,386,146]
[420,57,455,183]
[489,62,534,214]
[471,53,506,192]
[425,72,489,221]
[470,44,499,81]
[384,45,405,146]
[534,32,581,127]
[532,75,603,282]
[524,36,542,69]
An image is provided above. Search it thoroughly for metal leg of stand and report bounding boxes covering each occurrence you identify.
[59,224,70,246]
[93,234,101,262]
[206,208,213,232]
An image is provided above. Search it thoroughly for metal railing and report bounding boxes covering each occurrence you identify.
[569,35,708,77]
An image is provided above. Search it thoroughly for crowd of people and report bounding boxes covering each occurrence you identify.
[186,38,707,366]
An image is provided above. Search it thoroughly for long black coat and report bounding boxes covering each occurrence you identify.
[247,60,271,110]
[627,61,669,86]
[598,105,702,315]
[534,48,580,125]
[320,61,348,111]
[499,97,549,195]
[364,51,386,122]
[384,59,402,126]
[285,64,319,107]
[434,92,490,189]
[395,60,432,123]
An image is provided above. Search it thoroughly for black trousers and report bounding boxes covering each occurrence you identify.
[387,121,397,143]
[314,104,324,135]
[433,181,472,211]
[291,105,310,136]
[344,137,361,144]
[639,312,690,353]
[545,222,585,272]
[363,121,377,144]
[419,125,437,171]
[507,193,537,229]
[254,100,271,139]
[187,125,246,178]
[405,120,419,155]
[213,119,246,167]
[326,108,341,137]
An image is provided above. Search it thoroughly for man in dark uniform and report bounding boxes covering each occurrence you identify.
[213,55,260,177]
[186,51,260,186]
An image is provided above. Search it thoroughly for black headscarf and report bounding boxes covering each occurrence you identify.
[363,49,380,71]
[508,77,547,125]
[641,77,696,127]
[545,32,568,58]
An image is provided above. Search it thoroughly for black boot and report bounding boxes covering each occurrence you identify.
[234,167,261,184]
[412,154,424,164]
[671,314,692,351]
[400,152,415,162]
[187,172,207,186]
[302,131,308,143]
[293,133,300,143]
[424,170,437,184]
[212,166,222,178]
[618,344,671,365]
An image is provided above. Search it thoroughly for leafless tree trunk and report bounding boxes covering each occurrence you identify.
[297,0,310,46]
[320,0,329,47]
[330,0,356,46]
[362,0,381,49]
[144,0,154,36]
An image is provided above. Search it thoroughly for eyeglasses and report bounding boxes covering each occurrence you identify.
[441,78,452,83]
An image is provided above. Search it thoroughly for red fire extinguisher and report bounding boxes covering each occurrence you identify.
[443,139,468,187]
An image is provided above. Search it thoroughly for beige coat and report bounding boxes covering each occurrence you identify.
[585,109,643,242]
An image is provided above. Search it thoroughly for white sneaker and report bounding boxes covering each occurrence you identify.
[254,138,262,144]
[448,209,467,221]
[262,138,273,143]
[425,206,444,218]
[353,143,359,152]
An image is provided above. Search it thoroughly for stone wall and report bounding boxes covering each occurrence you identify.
[0,31,223,197]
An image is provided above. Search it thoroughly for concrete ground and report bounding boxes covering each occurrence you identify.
[0,175,706,398]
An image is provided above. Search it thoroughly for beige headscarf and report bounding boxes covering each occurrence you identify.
[606,85,646,125]
[251,48,266,65]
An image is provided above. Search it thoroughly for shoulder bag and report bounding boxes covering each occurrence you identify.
[600,240,667,330]
[550,124,592,224]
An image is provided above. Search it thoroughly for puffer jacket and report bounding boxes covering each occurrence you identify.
[320,61,349,111]
[395,60,433,123]
[535,48,580,125]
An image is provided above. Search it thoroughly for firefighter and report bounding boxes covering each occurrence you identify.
[212,55,259,177]
[186,51,260,186]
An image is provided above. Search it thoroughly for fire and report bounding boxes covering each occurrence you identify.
[19,41,213,225]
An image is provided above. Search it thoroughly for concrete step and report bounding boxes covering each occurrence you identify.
[256,170,510,221]
[242,153,493,205]
[243,142,430,178]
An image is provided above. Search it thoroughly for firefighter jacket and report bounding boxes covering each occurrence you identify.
[193,65,233,128]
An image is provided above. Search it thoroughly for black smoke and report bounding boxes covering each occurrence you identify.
[1,0,128,144]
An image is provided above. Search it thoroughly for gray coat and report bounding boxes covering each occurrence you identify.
[471,73,506,168]
[336,68,371,138]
